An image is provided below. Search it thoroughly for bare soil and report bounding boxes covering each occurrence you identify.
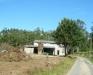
[0,55,64,75]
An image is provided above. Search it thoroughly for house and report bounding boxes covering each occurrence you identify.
[24,40,65,56]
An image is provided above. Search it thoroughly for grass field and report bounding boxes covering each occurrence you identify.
[30,56,76,75]
[0,55,76,75]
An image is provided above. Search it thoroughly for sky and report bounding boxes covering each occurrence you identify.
[0,0,93,32]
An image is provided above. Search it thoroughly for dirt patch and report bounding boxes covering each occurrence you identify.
[0,44,64,75]
[0,55,64,75]
[0,46,26,62]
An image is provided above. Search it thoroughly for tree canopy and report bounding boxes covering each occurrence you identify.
[52,18,87,55]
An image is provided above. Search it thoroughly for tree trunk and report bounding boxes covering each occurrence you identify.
[64,44,67,56]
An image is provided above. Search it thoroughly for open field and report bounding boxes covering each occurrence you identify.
[0,55,75,75]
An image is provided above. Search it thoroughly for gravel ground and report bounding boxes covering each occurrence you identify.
[67,57,93,75]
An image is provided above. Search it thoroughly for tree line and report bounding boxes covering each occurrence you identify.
[0,18,93,55]
[0,28,53,47]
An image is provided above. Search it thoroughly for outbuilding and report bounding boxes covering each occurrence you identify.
[24,40,65,56]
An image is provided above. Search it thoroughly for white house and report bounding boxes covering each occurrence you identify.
[24,40,65,56]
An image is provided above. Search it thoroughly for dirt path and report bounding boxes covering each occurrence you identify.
[67,57,93,75]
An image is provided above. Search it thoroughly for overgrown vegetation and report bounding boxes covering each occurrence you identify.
[27,57,76,75]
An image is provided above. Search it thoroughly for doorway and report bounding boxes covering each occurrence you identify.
[57,50,59,55]
[34,47,38,54]
[43,48,55,55]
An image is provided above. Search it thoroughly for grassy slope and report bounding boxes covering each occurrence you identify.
[88,58,93,63]
[29,57,76,75]
[75,52,93,63]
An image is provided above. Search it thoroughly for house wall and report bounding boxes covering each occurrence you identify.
[34,43,38,46]
[54,45,65,56]
[24,47,34,54]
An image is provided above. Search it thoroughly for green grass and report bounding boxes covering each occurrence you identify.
[28,57,76,75]
[90,59,93,63]
[74,52,93,63]
[87,57,93,63]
